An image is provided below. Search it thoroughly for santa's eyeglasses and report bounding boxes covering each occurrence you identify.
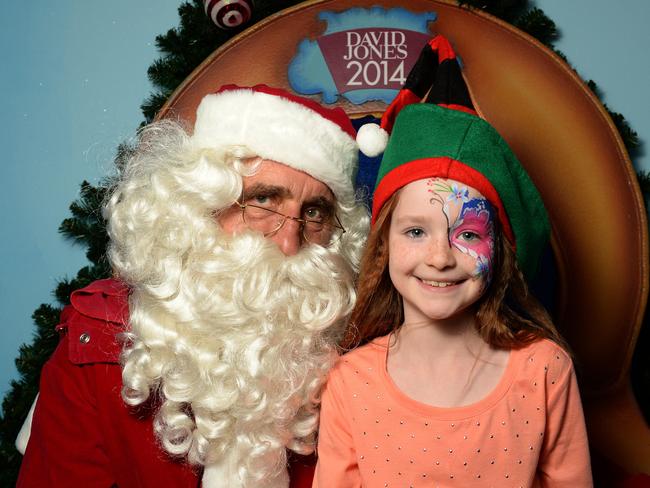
[235,201,346,246]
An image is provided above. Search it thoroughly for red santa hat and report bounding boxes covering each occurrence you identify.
[192,84,359,201]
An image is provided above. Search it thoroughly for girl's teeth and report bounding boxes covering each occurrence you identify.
[422,279,455,287]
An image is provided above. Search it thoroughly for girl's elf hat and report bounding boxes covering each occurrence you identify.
[357,35,550,280]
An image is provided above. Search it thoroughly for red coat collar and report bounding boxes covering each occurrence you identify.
[57,278,130,365]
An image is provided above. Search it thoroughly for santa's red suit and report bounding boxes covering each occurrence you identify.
[17,279,315,488]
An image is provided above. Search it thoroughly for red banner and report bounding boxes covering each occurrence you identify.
[317,28,431,93]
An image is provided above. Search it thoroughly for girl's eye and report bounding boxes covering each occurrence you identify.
[406,228,425,238]
[457,230,480,242]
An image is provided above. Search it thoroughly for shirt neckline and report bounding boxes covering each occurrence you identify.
[373,333,520,420]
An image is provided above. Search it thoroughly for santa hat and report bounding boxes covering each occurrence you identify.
[365,35,549,280]
[192,84,358,201]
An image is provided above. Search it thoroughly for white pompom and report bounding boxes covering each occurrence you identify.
[356,123,388,157]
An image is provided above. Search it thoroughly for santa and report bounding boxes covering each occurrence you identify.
[17,85,369,488]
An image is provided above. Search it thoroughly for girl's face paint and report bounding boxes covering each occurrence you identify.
[426,179,495,283]
[449,198,496,281]
[388,178,497,324]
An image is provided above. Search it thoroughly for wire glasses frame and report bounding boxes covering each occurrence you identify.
[235,201,346,246]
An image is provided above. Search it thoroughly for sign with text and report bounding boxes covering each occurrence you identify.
[288,7,436,104]
[317,28,430,93]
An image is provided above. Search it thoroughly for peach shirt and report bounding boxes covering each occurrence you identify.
[314,336,592,487]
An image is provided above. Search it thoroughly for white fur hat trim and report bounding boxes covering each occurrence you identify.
[192,88,358,201]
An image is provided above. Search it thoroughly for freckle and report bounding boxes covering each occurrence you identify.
[512,408,516,412]
[551,380,556,384]
[365,382,369,386]
[540,432,544,437]
[476,448,481,453]
[490,460,495,464]
[525,420,529,424]
[422,474,427,478]
[450,474,454,479]
[376,419,380,423]
[386,458,390,462]
[372,469,376,474]
[398,472,402,476]
[556,355,560,360]
[400,420,405,425]
[516,434,519,438]
[477,474,481,479]
[476,421,480,426]
[489,434,494,438]
[387,407,391,412]
[522,394,526,398]
[506,474,510,478]
[533,382,537,386]
[518,460,522,464]
[410,459,414,464]
[449,449,453,453]
[424,422,429,427]
[386,433,391,437]
[398,446,402,450]
[436,435,441,440]
[529,446,534,450]
[364,407,368,411]
[463,461,468,466]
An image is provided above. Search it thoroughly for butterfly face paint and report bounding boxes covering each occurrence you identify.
[427,179,496,284]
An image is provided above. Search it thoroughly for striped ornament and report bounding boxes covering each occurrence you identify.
[204,0,253,29]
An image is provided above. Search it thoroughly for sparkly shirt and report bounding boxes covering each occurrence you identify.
[313,336,592,487]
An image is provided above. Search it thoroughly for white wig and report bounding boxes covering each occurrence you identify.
[104,119,369,486]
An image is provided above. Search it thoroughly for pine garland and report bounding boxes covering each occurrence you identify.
[1,0,645,484]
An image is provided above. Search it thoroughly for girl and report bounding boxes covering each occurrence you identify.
[313,36,592,487]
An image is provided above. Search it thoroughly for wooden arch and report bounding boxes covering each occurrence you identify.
[157,0,649,478]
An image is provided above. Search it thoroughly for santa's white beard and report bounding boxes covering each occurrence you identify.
[121,230,356,487]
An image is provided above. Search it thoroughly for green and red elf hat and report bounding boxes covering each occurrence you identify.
[356,35,550,280]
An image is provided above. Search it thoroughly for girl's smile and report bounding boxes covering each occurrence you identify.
[417,277,466,288]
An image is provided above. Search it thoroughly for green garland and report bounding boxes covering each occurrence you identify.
[0,1,645,484]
